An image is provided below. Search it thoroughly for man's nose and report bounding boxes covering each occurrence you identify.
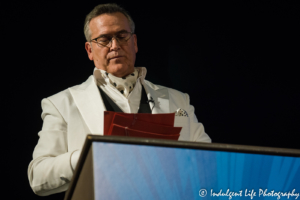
[109,37,121,50]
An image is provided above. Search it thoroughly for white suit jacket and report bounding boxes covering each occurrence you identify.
[28,75,211,196]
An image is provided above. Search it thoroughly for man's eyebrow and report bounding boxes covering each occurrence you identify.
[96,30,129,38]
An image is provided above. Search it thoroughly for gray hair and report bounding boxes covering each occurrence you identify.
[84,3,135,42]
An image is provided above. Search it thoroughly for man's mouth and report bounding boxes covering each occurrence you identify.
[109,56,124,60]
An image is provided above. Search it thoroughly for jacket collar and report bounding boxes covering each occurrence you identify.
[141,79,170,114]
[137,67,170,114]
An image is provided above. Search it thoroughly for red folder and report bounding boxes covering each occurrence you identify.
[103,111,181,140]
[104,111,175,134]
[110,124,180,140]
[108,114,181,136]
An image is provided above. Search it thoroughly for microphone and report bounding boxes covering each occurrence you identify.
[146,97,155,111]
[146,97,154,103]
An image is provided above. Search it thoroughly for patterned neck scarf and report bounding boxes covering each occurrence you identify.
[101,69,139,98]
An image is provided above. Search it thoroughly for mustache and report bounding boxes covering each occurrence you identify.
[107,52,125,60]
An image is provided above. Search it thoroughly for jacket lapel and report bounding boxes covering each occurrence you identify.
[69,75,105,135]
[142,80,170,114]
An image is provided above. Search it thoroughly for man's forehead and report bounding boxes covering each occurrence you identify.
[89,12,130,35]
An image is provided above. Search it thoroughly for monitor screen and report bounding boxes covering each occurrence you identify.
[92,141,300,200]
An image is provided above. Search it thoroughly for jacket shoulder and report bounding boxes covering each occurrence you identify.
[46,86,76,105]
[144,79,188,100]
[46,76,93,104]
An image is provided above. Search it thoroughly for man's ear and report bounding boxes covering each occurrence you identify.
[85,42,93,60]
[133,34,138,53]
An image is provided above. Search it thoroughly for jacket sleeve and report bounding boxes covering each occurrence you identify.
[27,98,76,196]
[184,93,212,143]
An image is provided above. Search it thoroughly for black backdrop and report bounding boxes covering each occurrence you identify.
[2,1,299,199]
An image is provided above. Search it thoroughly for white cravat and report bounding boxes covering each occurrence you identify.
[93,67,148,113]
[105,69,139,98]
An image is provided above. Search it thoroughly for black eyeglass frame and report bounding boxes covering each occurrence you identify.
[90,31,134,47]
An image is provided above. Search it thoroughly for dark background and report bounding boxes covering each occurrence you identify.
[2,0,299,199]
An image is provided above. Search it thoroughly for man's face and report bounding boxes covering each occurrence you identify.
[85,12,138,77]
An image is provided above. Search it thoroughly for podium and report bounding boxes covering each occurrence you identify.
[64,135,300,200]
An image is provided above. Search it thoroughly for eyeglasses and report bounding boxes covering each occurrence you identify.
[90,31,134,47]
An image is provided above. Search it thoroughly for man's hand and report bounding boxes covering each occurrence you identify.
[71,150,80,171]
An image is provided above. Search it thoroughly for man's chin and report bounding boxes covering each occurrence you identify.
[107,64,134,78]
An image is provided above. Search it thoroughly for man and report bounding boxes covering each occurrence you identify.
[28,3,211,196]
